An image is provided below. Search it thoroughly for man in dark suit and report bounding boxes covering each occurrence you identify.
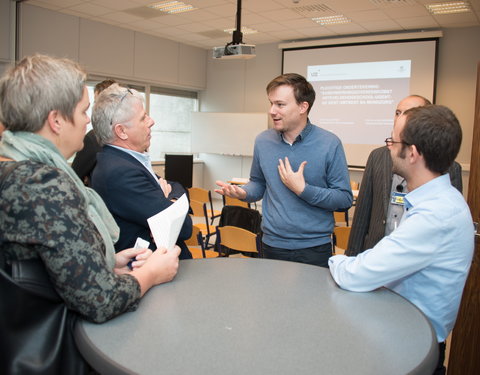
[346,95,463,256]
[90,84,192,259]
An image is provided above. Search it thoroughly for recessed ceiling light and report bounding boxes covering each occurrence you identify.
[312,15,351,25]
[426,1,471,15]
[148,1,197,14]
[224,27,258,35]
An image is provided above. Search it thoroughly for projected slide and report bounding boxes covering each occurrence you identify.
[282,39,437,165]
[308,60,410,145]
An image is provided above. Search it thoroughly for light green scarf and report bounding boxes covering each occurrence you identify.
[0,130,117,269]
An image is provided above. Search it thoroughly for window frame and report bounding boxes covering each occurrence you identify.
[85,76,199,162]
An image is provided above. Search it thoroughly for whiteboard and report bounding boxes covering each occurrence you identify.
[191,112,268,156]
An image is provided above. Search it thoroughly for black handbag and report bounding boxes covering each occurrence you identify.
[0,161,88,375]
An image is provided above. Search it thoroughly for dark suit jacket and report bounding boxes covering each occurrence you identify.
[72,129,102,186]
[346,146,463,256]
[91,145,192,259]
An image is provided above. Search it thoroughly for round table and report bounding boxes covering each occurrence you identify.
[75,258,438,375]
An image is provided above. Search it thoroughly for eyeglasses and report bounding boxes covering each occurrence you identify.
[385,137,410,147]
[110,88,133,125]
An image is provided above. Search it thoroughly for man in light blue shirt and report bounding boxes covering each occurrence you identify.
[329,105,474,375]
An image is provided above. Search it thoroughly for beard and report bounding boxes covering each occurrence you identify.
[391,145,408,177]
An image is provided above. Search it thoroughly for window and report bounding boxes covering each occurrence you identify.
[85,80,197,161]
[149,87,198,160]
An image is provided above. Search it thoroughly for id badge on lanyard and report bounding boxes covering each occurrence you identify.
[390,191,406,205]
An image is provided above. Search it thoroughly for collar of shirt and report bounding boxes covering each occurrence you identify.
[107,144,158,180]
[280,121,312,145]
[403,174,451,212]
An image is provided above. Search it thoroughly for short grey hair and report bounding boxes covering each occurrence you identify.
[0,54,86,132]
[92,84,144,146]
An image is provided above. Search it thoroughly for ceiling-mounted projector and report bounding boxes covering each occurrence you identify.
[212,0,255,60]
[213,44,256,59]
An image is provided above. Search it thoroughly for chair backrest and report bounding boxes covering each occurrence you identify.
[188,187,209,203]
[189,187,219,221]
[190,199,211,228]
[218,205,262,235]
[223,195,250,208]
[333,210,349,227]
[185,225,201,246]
[218,226,259,254]
[190,199,208,218]
[333,226,351,250]
[350,180,359,190]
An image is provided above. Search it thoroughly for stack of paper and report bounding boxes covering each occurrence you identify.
[147,194,189,250]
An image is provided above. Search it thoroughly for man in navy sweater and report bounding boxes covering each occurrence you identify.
[216,73,352,267]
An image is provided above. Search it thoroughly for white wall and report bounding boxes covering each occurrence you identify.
[0,0,14,75]
[199,43,282,191]
[436,27,480,167]
[18,4,207,90]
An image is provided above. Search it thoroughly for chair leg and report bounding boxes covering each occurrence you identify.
[196,232,206,258]
[204,233,216,249]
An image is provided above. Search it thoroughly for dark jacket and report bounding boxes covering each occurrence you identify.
[71,129,102,185]
[91,145,192,258]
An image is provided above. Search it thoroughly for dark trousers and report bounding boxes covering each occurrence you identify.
[262,242,332,268]
[432,342,446,375]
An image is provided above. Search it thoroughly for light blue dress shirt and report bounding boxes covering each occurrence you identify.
[329,174,474,342]
[108,145,158,182]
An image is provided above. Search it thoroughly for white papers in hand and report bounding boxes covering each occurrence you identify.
[147,194,189,251]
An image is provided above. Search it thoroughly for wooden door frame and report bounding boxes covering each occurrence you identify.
[447,62,480,374]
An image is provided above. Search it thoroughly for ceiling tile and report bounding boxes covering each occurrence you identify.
[362,19,403,32]
[176,9,220,22]
[25,0,63,10]
[103,11,144,23]
[382,4,430,18]
[242,13,274,25]
[432,12,479,26]
[263,8,306,22]
[323,22,368,33]
[250,22,291,32]
[34,0,86,9]
[270,29,310,40]
[242,0,284,12]
[295,25,337,37]
[323,0,378,13]
[201,17,236,29]
[177,23,215,32]
[90,0,139,11]
[150,14,193,26]
[68,3,112,17]
[281,18,320,28]
[346,9,390,22]
[395,15,439,28]
[206,4,238,17]
[152,26,191,37]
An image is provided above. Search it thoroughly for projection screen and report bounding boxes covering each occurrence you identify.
[282,39,438,166]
